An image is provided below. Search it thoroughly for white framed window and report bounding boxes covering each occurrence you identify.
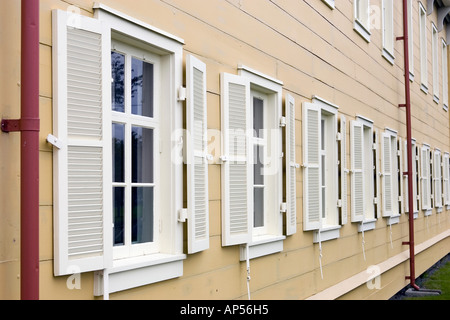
[433,149,443,212]
[381,129,402,223]
[442,39,449,110]
[419,2,428,93]
[404,139,420,219]
[354,0,371,42]
[221,66,286,260]
[350,116,378,231]
[302,97,346,242]
[443,152,450,209]
[432,23,439,103]
[382,0,395,64]
[420,143,432,215]
[51,5,195,296]
[408,0,415,80]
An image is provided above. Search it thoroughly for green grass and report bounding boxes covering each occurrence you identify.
[405,260,450,300]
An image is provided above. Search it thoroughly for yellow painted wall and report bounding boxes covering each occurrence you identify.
[1,0,449,300]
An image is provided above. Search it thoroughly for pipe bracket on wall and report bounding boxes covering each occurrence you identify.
[1,118,40,133]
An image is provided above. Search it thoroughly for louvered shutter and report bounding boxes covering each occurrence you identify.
[220,73,252,246]
[381,133,393,217]
[52,10,112,276]
[404,140,409,213]
[351,121,364,222]
[285,94,298,235]
[413,143,419,213]
[398,138,404,214]
[434,150,442,209]
[374,129,381,219]
[186,55,209,253]
[421,146,431,210]
[340,116,348,225]
[302,103,321,231]
[443,153,450,206]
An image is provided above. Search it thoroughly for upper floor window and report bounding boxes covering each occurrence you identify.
[419,2,428,92]
[382,0,394,64]
[354,0,371,42]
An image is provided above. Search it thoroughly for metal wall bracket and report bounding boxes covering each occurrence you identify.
[1,118,40,133]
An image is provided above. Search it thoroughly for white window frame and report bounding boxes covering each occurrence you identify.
[432,23,440,103]
[408,0,415,80]
[302,97,341,243]
[382,0,395,64]
[92,4,186,296]
[443,152,450,209]
[235,65,285,261]
[110,41,161,260]
[381,129,401,225]
[421,143,432,215]
[442,39,448,110]
[354,0,371,42]
[419,2,428,93]
[433,148,443,212]
[351,116,377,232]
[404,139,420,219]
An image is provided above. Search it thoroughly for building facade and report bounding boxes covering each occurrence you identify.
[1,0,450,300]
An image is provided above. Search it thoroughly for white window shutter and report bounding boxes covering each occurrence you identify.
[381,133,393,217]
[403,140,409,213]
[443,153,450,206]
[52,10,112,276]
[421,146,431,210]
[413,143,419,213]
[433,150,442,208]
[302,102,321,231]
[340,116,348,225]
[374,129,381,219]
[220,73,252,246]
[186,55,210,253]
[350,121,364,222]
[285,94,297,236]
[398,138,404,214]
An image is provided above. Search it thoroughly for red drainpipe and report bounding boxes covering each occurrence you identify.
[1,0,40,300]
[398,0,420,291]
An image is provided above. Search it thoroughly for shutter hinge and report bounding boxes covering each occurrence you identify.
[280,202,287,213]
[337,199,342,208]
[220,155,229,163]
[47,134,63,149]
[178,86,187,102]
[178,208,188,223]
[336,132,342,141]
[279,116,286,128]
[372,143,377,150]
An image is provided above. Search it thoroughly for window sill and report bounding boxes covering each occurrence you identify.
[433,95,440,104]
[423,209,432,216]
[354,19,371,43]
[409,71,415,82]
[382,48,395,65]
[321,0,335,9]
[313,225,341,243]
[444,104,448,112]
[420,83,429,94]
[94,253,186,296]
[386,214,400,226]
[357,219,376,232]
[239,235,286,261]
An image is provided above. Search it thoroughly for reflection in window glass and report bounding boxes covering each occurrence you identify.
[113,187,125,246]
[132,58,154,118]
[112,123,125,183]
[132,127,154,183]
[132,187,154,244]
[111,51,125,113]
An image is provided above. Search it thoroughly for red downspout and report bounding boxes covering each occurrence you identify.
[1,0,40,300]
[20,0,40,300]
[399,0,420,291]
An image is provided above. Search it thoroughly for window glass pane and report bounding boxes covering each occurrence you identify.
[112,123,125,183]
[132,187,154,244]
[132,58,154,117]
[113,187,125,246]
[111,51,125,113]
[254,187,264,228]
[253,97,264,138]
[132,126,154,183]
[254,145,264,185]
